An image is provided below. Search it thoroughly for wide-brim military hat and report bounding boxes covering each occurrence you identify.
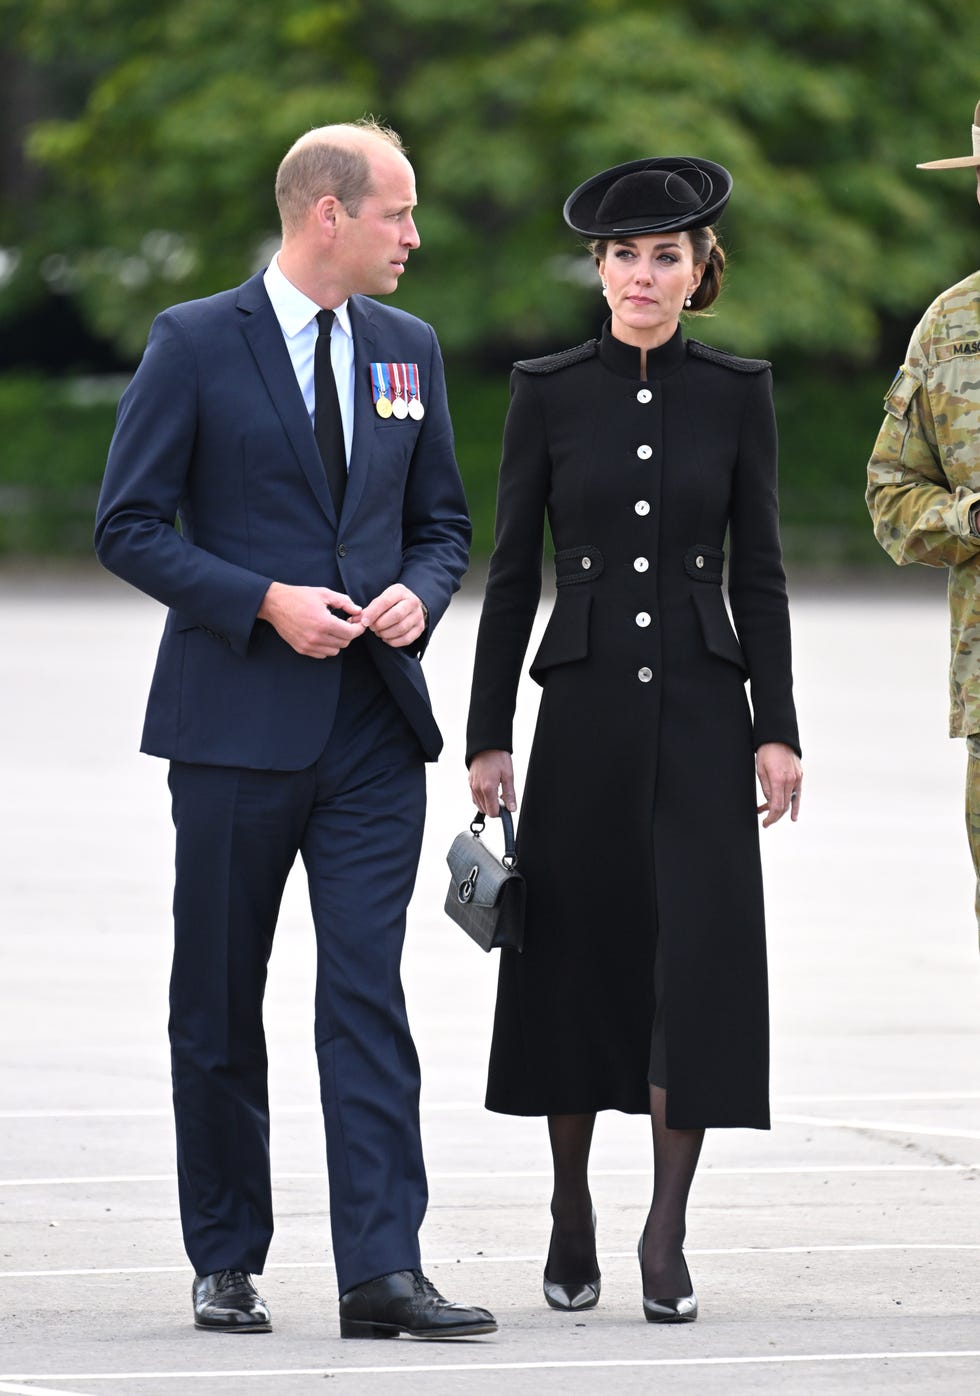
[917,100,980,169]
[563,156,732,237]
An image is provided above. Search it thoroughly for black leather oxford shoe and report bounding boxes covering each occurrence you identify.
[338,1270,497,1339]
[192,1269,272,1332]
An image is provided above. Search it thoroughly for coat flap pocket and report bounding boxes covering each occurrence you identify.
[554,545,604,586]
[684,544,724,583]
[691,589,747,674]
[529,589,592,683]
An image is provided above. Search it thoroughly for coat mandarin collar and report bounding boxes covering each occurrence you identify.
[599,320,687,381]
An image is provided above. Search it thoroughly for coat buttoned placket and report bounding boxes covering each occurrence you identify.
[626,380,663,703]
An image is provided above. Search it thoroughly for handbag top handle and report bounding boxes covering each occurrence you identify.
[470,807,518,869]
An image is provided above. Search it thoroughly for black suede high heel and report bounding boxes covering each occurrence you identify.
[543,1209,601,1311]
[637,1238,697,1323]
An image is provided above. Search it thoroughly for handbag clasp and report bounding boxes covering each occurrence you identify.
[457,866,479,904]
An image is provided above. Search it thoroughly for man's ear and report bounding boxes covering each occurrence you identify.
[314,195,342,236]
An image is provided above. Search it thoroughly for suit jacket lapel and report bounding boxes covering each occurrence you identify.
[237,274,337,526]
[343,297,379,526]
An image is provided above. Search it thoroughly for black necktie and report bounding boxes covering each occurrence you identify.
[314,309,347,513]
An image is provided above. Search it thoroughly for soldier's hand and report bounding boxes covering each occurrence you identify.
[756,742,802,827]
[257,582,365,658]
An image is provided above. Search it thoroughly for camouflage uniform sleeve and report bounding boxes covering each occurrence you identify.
[866,329,980,568]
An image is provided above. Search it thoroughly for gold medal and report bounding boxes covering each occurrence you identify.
[371,362,394,419]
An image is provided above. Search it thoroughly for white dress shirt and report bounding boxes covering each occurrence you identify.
[262,254,354,465]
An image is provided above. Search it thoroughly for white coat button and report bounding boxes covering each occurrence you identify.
[637,444,653,460]
[636,612,651,627]
[633,556,649,573]
[638,666,653,683]
[636,388,653,404]
[581,556,591,570]
[695,555,705,568]
[634,500,650,516]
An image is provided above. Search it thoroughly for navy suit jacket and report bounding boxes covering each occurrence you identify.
[95,272,470,768]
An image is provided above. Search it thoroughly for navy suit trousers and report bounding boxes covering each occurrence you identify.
[167,644,428,1294]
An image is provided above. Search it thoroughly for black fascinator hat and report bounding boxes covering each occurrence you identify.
[563,156,732,237]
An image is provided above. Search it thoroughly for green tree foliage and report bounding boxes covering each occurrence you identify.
[3,0,980,362]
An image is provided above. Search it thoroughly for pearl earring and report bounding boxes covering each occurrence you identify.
[601,282,608,297]
[684,295,692,308]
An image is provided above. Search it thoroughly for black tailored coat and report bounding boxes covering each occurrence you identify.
[466,323,800,1129]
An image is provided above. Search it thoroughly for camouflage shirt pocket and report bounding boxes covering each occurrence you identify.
[883,366,920,420]
[927,350,980,478]
[879,366,921,460]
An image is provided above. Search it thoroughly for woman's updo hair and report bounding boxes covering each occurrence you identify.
[686,226,725,311]
[589,226,726,313]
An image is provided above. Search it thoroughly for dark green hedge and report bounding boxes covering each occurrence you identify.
[0,375,120,555]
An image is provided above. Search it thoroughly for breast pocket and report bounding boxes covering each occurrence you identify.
[529,590,592,684]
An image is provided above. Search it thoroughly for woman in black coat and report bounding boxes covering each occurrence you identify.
[466,157,802,1323]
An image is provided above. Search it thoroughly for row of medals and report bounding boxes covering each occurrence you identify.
[376,391,424,421]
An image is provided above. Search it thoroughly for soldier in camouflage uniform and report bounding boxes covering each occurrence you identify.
[867,100,980,940]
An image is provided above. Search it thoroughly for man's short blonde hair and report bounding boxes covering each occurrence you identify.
[275,119,406,235]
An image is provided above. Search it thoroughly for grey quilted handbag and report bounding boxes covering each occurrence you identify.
[445,808,525,952]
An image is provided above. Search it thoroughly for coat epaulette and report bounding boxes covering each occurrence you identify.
[514,340,599,374]
[687,340,771,373]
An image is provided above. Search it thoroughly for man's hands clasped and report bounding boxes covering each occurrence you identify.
[258,581,427,658]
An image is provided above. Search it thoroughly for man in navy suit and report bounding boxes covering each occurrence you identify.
[95,120,496,1340]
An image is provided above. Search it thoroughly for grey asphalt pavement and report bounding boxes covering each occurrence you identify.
[1,564,978,1394]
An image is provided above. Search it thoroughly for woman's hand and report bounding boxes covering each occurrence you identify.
[756,742,802,827]
[469,750,517,818]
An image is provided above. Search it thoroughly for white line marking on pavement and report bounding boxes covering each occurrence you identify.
[2,1092,980,1120]
[0,1175,173,1187]
[0,1110,170,1120]
[1,1242,978,1280]
[701,1163,980,1175]
[0,1384,90,1396]
[1,1351,979,1382]
[774,1111,980,1140]
[2,1162,978,1188]
[776,1092,980,1103]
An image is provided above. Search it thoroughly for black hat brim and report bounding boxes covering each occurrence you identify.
[563,156,733,238]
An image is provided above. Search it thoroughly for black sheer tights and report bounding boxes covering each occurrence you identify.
[640,1084,704,1295]
[546,1088,704,1295]
[544,1113,600,1283]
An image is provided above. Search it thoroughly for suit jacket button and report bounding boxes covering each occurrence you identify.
[638,666,653,683]
[338,544,348,558]
[695,554,704,568]
[636,388,653,404]
[636,612,651,627]
[634,500,650,516]
[637,444,653,460]
[581,556,592,570]
[633,556,649,572]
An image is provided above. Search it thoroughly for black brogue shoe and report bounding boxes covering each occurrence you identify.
[192,1269,272,1332]
[339,1269,497,1339]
